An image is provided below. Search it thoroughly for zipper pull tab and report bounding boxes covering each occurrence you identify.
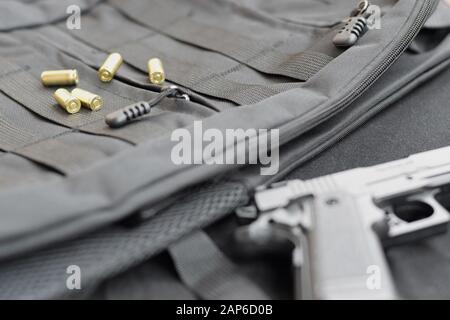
[333,1,370,47]
[333,16,368,47]
[105,85,189,128]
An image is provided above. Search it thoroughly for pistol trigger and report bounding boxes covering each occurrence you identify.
[382,191,449,246]
[372,216,390,240]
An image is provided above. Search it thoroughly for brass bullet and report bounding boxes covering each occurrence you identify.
[41,69,79,87]
[98,53,123,82]
[148,58,165,85]
[53,89,81,114]
[71,88,103,111]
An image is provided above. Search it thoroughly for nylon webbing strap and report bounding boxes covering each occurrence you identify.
[98,257,197,300]
[0,59,103,126]
[116,42,300,105]
[111,0,334,81]
[0,64,82,173]
[169,230,269,300]
[0,110,128,175]
[18,136,111,174]
[0,81,123,175]
[0,116,36,150]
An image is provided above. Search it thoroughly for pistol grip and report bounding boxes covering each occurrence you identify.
[305,192,397,299]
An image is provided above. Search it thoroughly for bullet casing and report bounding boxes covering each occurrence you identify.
[148,58,165,85]
[98,53,123,82]
[54,89,81,114]
[71,88,103,111]
[41,70,79,86]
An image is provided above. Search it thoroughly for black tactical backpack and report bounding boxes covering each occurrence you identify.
[0,0,449,299]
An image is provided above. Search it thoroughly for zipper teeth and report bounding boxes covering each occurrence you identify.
[267,0,437,183]
[337,0,436,118]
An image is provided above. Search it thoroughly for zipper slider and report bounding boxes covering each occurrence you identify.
[351,0,371,17]
[105,85,189,128]
[333,1,371,47]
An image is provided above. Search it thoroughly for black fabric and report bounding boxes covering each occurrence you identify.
[91,253,197,300]
[0,0,102,31]
[0,181,247,299]
[0,0,435,260]
[0,0,445,300]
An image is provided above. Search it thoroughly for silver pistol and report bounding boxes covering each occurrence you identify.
[236,147,450,300]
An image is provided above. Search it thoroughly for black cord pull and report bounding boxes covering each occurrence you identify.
[333,16,368,47]
[105,86,189,128]
[333,1,371,48]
